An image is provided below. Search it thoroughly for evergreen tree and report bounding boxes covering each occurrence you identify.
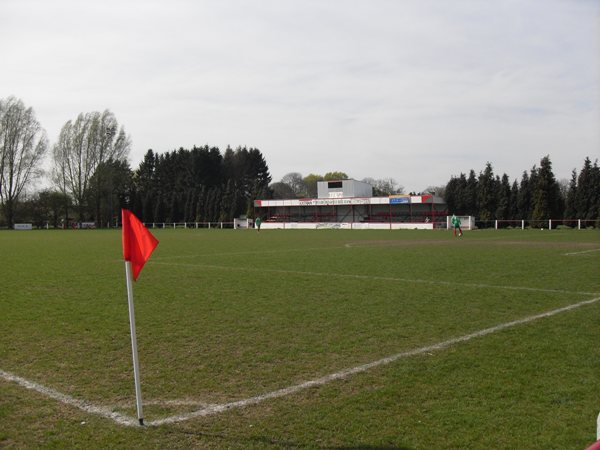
[142,192,154,224]
[528,165,539,218]
[206,187,221,222]
[592,161,600,224]
[575,158,600,222]
[167,191,180,223]
[575,158,591,219]
[232,186,242,220]
[444,176,461,214]
[465,170,478,216]
[219,180,234,222]
[195,186,206,222]
[131,144,270,225]
[495,174,511,220]
[531,156,561,224]
[564,169,578,220]
[444,171,478,216]
[212,187,222,222]
[517,171,530,219]
[454,173,468,214]
[134,150,157,193]
[477,162,497,221]
[441,156,599,225]
[153,194,165,223]
[204,188,214,223]
[182,188,193,222]
[509,180,519,220]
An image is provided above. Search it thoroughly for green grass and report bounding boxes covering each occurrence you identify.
[1,228,599,449]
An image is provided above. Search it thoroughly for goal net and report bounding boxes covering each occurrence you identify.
[233,218,252,229]
[446,216,475,230]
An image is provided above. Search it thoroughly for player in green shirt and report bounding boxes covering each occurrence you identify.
[451,214,463,237]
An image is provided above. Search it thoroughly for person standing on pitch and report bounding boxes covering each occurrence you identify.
[451,214,463,237]
[255,216,262,232]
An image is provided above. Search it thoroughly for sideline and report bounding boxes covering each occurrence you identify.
[152,261,599,296]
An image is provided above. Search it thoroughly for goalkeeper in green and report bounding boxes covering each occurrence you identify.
[451,214,463,237]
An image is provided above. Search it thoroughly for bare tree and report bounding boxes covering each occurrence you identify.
[270,181,295,199]
[52,110,131,222]
[0,97,48,227]
[281,172,307,197]
[424,185,446,197]
[361,177,403,196]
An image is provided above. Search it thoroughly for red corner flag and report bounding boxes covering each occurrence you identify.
[122,209,158,281]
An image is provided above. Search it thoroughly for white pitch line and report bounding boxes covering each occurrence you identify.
[149,240,600,260]
[3,298,599,428]
[0,369,139,427]
[150,245,344,261]
[151,261,599,296]
[564,248,600,256]
[149,296,600,426]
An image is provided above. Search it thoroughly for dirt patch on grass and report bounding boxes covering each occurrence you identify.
[344,240,440,248]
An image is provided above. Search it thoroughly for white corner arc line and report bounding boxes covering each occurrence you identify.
[148,296,600,427]
[0,369,139,427]
[2,297,598,428]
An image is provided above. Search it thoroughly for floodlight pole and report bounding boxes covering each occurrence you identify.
[125,261,144,426]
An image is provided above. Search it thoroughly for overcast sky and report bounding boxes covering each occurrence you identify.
[1,0,599,192]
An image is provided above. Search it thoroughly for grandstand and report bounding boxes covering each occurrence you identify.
[254,179,448,230]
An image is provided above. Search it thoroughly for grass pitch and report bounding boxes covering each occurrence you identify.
[1,228,599,449]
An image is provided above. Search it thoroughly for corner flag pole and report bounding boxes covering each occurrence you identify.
[121,208,158,426]
[125,260,144,426]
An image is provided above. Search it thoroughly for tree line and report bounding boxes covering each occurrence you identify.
[1,96,598,228]
[0,96,270,228]
[130,146,270,225]
[444,155,600,224]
